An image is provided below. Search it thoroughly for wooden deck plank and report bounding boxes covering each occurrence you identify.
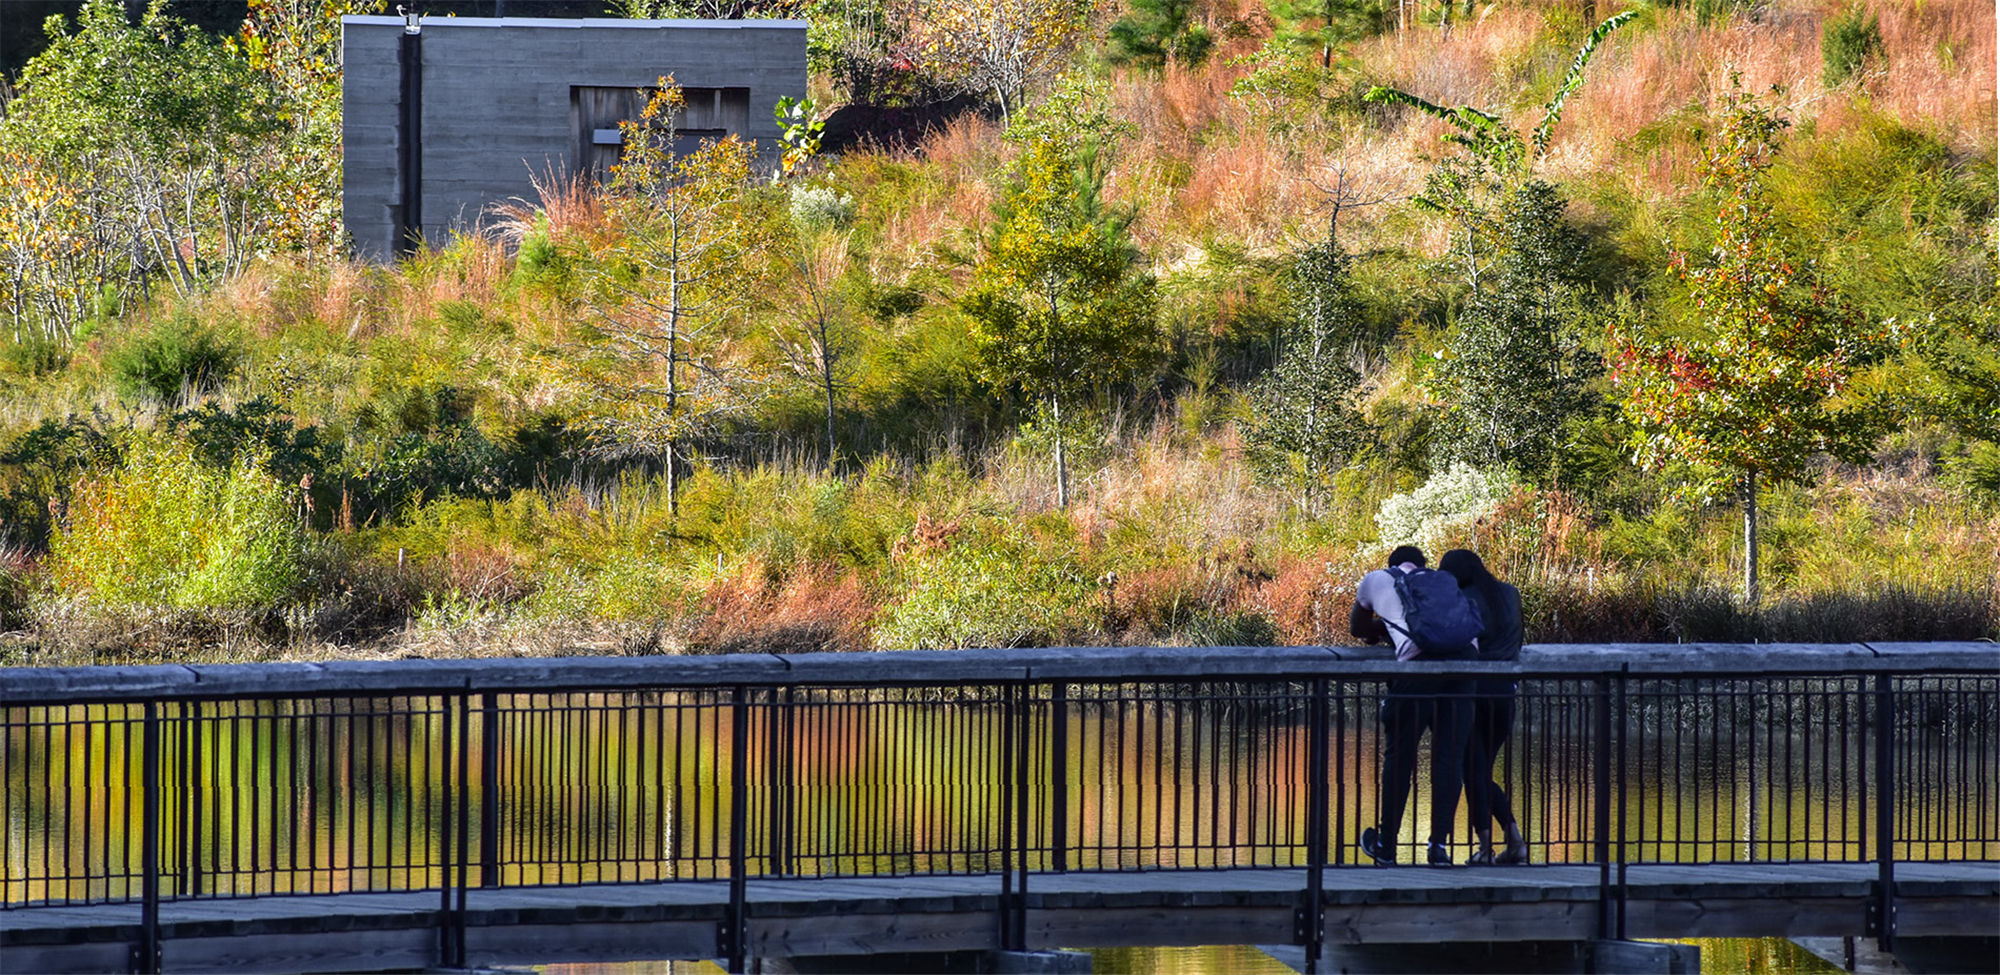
[6,860,1995,971]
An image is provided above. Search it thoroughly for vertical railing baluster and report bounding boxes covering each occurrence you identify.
[997,681,1019,951]
[1016,682,1032,947]
[1613,668,1628,940]
[1052,682,1068,874]
[456,690,473,965]
[438,692,459,969]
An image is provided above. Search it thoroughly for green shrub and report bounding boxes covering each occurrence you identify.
[106,316,242,403]
[1822,5,1883,87]
[875,525,1095,649]
[50,438,302,610]
[0,336,69,378]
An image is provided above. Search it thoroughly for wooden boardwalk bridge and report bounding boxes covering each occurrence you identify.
[4,643,1997,973]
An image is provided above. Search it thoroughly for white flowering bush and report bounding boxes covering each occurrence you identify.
[1374,462,1512,554]
[788,184,855,231]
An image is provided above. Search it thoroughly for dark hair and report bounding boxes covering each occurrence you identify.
[1386,545,1426,568]
[1438,548,1497,588]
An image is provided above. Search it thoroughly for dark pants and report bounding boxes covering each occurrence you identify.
[1463,679,1518,832]
[1377,678,1473,846]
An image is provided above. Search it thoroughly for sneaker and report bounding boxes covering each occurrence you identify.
[1427,841,1453,866]
[1465,849,1494,866]
[1360,827,1394,865]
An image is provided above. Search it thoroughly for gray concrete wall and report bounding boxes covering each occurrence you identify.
[341,15,808,261]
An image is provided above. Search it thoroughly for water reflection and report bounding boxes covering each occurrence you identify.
[531,940,1845,974]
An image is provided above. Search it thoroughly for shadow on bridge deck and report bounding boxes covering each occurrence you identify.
[4,861,1994,974]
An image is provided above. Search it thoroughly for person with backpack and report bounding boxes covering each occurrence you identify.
[1439,548,1529,866]
[1348,545,1482,865]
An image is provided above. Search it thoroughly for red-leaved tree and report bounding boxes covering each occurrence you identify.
[1609,85,1896,605]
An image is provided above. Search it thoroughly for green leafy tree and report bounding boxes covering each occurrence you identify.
[1609,88,1895,605]
[0,0,285,300]
[962,82,1158,508]
[230,0,370,256]
[576,79,772,520]
[1429,179,1600,481]
[1263,0,1388,69]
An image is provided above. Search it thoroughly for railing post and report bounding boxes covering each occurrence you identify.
[723,685,750,974]
[1051,682,1068,874]
[1613,667,1628,940]
[766,686,791,878]
[134,701,162,975]
[1871,673,1896,953]
[1299,677,1329,975]
[438,694,461,969]
[1593,676,1613,942]
[455,691,473,965]
[996,681,1027,952]
[480,691,499,888]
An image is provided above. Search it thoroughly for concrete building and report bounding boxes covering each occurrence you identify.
[341,14,807,261]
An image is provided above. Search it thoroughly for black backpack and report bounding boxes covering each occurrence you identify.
[1384,566,1483,660]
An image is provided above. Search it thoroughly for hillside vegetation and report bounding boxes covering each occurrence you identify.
[0,0,1994,663]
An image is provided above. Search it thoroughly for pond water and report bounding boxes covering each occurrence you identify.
[534,939,1845,974]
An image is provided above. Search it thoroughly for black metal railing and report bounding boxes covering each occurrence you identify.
[4,645,1995,971]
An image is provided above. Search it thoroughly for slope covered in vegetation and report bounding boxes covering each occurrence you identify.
[0,0,1993,663]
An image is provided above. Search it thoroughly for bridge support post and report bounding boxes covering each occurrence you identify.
[134,700,163,975]
[1587,940,1698,974]
[1871,672,1897,954]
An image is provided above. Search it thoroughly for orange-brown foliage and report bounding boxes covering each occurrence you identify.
[690,564,877,653]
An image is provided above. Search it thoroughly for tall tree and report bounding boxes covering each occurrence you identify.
[1107,0,1213,69]
[1429,179,1599,481]
[1609,86,1894,605]
[774,188,857,469]
[230,0,367,257]
[1244,184,1371,511]
[962,81,1158,508]
[577,79,770,521]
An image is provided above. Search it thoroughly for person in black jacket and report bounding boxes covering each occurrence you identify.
[1439,548,1528,865]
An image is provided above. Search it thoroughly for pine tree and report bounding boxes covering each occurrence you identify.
[1430,179,1599,482]
[1245,231,1369,510]
[961,83,1158,508]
